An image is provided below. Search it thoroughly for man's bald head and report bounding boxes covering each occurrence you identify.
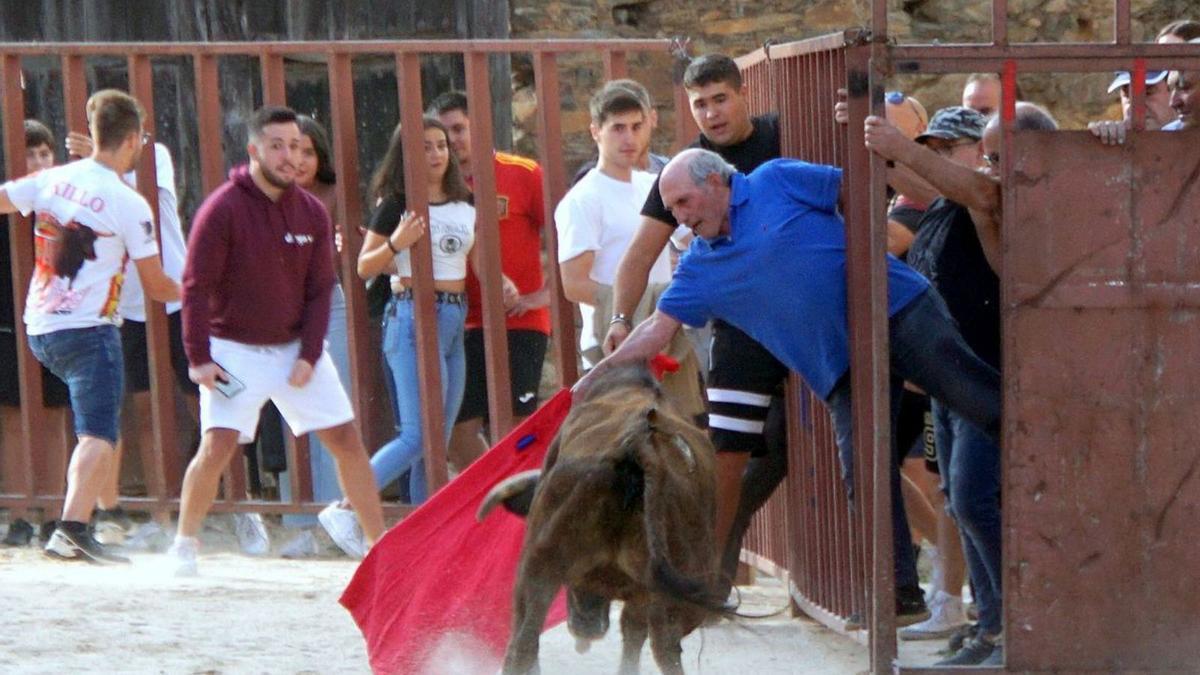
[659,149,737,240]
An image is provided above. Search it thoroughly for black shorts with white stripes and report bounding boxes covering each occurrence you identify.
[706,320,789,456]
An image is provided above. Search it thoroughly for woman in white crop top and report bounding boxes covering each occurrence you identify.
[337,117,512,521]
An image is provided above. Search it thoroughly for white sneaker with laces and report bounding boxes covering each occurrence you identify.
[318,502,366,559]
[168,536,200,577]
[234,512,270,557]
[899,590,967,640]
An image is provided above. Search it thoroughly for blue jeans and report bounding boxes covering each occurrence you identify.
[826,288,1002,592]
[371,295,467,504]
[933,400,1002,635]
[28,325,123,444]
[282,284,350,527]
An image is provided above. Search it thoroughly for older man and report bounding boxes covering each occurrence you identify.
[1167,44,1200,131]
[577,149,1002,625]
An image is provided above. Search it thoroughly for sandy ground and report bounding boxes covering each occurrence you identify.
[0,535,883,674]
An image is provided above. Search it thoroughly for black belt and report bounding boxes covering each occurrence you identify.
[393,288,468,306]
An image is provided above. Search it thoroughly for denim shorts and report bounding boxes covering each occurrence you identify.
[28,325,124,444]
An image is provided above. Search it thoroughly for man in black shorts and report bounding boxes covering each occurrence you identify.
[603,54,930,621]
[428,91,552,470]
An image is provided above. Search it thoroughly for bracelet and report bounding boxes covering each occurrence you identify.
[386,239,399,254]
[609,313,632,327]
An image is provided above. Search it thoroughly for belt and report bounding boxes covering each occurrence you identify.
[393,288,468,306]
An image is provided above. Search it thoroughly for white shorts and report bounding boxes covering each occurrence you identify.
[200,337,355,444]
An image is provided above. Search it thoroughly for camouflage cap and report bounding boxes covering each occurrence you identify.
[915,106,987,144]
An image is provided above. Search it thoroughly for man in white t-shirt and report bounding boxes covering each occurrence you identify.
[0,90,180,564]
[555,82,704,422]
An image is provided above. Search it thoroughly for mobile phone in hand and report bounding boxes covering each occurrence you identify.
[211,362,246,399]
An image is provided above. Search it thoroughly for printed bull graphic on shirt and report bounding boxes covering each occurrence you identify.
[32,212,118,316]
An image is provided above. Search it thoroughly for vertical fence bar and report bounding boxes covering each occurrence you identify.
[531,51,576,386]
[61,55,88,139]
[193,55,225,197]
[128,53,176,522]
[396,50,450,494]
[993,0,1009,46]
[465,49,515,437]
[1130,57,1146,131]
[603,50,627,81]
[260,52,287,107]
[0,53,39,512]
[1114,0,1131,45]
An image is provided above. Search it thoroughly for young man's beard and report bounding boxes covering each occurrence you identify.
[259,163,295,189]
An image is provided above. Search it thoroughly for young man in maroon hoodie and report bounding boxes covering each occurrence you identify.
[170,106,384,576]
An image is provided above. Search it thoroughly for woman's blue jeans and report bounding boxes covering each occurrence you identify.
[282,284,350,527]
[371,295,466,504]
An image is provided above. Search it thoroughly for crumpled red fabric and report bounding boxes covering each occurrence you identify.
[340,354,679,674]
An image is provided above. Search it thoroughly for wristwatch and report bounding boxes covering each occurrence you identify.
[609,313,632,328]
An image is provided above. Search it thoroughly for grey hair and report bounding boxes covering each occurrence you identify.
[984,101,1059,132]
[687,150,737,185]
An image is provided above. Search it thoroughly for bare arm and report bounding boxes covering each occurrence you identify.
[603,217,673,353]
[356,212,424,280]
[0,190,16,215]
[558,251,599,305]
[887,163,939,206]
[574,309,681,397]
[132,255,181,303]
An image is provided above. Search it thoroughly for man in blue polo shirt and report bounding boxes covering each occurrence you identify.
[576,148,1002,605]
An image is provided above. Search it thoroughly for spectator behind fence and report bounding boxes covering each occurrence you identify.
[273,114,354,558]
[321,117,519,558]
[577,150,1003,637]
[864,102,1059,666]
[1166,38,1200,131]
[0,90,181,564]
[555,81,704,420]
[172,105,385,576]
[570,78,670,185]
[0,120,84,548]
[427,91,552,473]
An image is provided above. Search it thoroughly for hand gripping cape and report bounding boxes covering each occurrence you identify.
[340,356,680,674]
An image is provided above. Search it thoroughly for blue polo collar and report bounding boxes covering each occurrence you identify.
[729,173,750,207]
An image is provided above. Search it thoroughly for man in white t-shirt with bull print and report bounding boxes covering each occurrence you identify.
[0,89,180,564]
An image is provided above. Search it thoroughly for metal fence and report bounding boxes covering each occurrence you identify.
[0,38,692,524]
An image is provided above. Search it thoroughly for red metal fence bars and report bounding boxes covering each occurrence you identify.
[733,29,891,647]
[0,38,687,526]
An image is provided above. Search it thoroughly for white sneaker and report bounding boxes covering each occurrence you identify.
[899,590,967,640]
[318,502,366,559]
[168,536,200,577]
[279,529,321,559]
[234,513,270,557]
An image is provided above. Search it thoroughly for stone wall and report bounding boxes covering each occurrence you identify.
[510,0,1194,171]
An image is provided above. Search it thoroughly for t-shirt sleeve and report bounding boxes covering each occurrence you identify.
[120,195,160,261]
[554,189,602,263]
[655,258,711,328]
[774,160,843,213]
[366,194,406,236]
[1,172,44,216]
[639,174,680,229]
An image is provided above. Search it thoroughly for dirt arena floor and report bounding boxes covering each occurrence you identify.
[0,518,942,674]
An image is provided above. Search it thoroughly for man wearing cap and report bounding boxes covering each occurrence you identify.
[1088,69,1177,145]
[863,103,1057,665]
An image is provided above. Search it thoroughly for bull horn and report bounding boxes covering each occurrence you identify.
[476,469,542,521]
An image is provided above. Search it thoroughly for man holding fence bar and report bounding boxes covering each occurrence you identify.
[578,150,1002,634]
[171,105,385,577]
[0,90,180,564]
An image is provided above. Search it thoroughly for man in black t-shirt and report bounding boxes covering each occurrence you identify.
[865,103,1058,666]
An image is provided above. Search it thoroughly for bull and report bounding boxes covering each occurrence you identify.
[478,364,722,675]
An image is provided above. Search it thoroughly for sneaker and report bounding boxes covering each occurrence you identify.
[935,633,999,666]
[44,522,131,564]
[2,518,34,546]
[899,590,968,640]
[168,536,199,577]
[895,584,931,627]
[234,512,270,557]
[981,642,1004,666]
[944,622,981,654]
[318,502,366,559]
[279,530,320,559]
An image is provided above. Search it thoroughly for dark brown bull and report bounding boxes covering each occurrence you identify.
[478,364,721,675]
